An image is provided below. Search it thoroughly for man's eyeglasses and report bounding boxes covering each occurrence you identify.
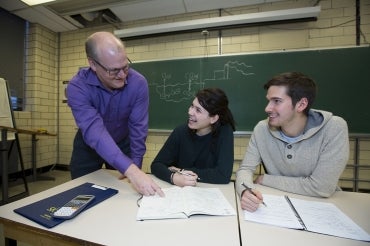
[93,59,129,77]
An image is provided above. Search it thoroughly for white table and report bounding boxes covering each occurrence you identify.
[0,169,240,246]
[237,185,370,246]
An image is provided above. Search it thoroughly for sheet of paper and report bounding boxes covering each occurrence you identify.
[243,194,303,229]
[291,198,370,242]
[0,78,15,140]
[182,187,236,216]
[136,187,188,220]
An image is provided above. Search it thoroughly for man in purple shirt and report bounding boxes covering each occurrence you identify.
[67,31,163,197]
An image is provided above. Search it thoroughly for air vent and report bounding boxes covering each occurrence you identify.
[69,9,121,28]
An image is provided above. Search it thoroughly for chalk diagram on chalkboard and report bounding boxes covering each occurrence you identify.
[151,61,254,103]
[153,71,203,103]
[206,61,254,81]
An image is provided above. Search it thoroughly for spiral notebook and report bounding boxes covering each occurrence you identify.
[14,182,118,228]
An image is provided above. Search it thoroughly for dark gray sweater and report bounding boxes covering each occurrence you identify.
[151,123,234,184]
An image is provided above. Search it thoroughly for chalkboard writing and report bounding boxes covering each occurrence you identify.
[131,46,370,133]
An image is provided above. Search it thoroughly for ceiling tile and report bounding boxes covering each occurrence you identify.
[13,6,78,32]
[110,0,186,22]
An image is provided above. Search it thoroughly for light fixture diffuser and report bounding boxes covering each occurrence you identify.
[20,0,56,6]
[114,6,321,39]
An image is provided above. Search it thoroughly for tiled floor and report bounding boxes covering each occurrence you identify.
[1,170,72,246]
[3,169,71,199]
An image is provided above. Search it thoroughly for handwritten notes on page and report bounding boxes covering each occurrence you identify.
[137,186,236,221]
[244,194,304,229]
[290,197,370,241]
[244,194,370,242]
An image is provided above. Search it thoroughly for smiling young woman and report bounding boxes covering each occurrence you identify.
[151,87,236,187]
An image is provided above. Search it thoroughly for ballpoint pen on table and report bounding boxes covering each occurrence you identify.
[241,182,267,207]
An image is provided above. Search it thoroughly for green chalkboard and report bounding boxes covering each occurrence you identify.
[131,46,370,133]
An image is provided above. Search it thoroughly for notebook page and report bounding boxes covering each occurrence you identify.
[290,198,370,241]
[243,194,303,229]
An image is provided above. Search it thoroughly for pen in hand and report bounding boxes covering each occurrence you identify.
[178,169,201,181]
[241,183,267,207]
[169,167,200,180]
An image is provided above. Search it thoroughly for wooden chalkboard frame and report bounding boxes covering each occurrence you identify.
[131,46,370,133]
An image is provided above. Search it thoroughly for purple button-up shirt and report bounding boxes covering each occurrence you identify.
[67,67,149,174]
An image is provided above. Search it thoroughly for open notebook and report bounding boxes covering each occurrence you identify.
[137,186,236,220]
[243,194,370,242]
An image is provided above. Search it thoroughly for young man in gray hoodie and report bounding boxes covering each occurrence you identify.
[236,72,349,212]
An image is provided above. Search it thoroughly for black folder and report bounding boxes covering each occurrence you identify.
[14,182,118,228]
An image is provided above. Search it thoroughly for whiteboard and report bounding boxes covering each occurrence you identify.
[0,78,15,140]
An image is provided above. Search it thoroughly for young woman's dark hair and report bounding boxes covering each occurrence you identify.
[196,87,236,133]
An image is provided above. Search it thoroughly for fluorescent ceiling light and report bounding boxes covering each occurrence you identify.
[114,6,321,39]
[20,0,56,6]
